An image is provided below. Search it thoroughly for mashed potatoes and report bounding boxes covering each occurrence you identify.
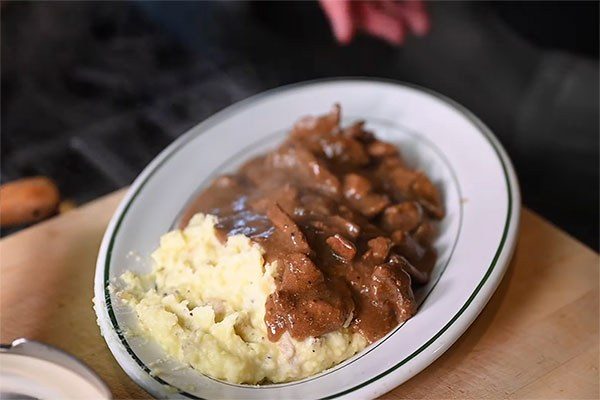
[117,214,366,384]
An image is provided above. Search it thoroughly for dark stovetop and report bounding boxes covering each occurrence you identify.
[1,1,598,249]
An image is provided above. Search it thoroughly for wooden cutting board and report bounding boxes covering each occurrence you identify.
[1,190,598,399]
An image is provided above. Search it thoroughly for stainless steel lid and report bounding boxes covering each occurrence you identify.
[0,339,111,399]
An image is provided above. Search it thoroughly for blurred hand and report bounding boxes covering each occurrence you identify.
[319,0,430,45]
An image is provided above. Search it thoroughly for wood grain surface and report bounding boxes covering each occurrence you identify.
[1,190,598,399]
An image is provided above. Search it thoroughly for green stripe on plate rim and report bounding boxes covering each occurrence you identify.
[102,78,514,400]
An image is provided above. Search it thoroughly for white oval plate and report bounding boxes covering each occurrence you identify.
[94,78,520,400]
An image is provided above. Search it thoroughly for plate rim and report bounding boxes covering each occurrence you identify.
[94,77,521,399]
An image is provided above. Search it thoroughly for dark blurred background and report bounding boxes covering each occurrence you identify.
[1,1,598,249]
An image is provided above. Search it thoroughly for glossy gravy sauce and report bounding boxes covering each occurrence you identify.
[181,105,444,343]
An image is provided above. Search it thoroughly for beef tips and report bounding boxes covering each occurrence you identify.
[388,253,429,285]
[265,273,354,341]
[381,202,422,233]
[267,203,310,254]
[326,234,357,261]
[292,105,370,167]
[324,215,361,238]
[317,134,370,167]
[363,236,393,264]
[342,121,374,143]
[251,184,299,215]
[412,173,445,219]
[268,142,341,198]
[186,105,442,344]
[371,264,416,324]
[391,230,426,262]
[299,192,336,216]
[343,174,390,218]
[367,140,399,158]
[378,164,444,220]
[413,220,437,245]
[291,103,341,139]
[280,253,324,291]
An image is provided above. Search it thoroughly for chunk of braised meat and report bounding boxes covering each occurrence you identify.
[292,132,370,168]
[326,234,357,261]
[380,154,405,170]
[388,253,429,285]
[268,142,341,198]
[367,140,399,158]
[265,276,355,341]
[291,103,341,139]
[250,184,298,215]
[384,167,416,200]
[331,204,384,239]
[341,121,375,143]
[412,173,444,219]
[391,230,426,262]
[295,288,354,335]
[355,194,390,219]
[371,264,416,323]
[291,105,370,168]
[342,120,364,138]
[267,203,310,254]
[336,204,355,220]
[264,291,292,341]
[413,220,437,245]
[343,174,390,218]
[343,173,371,197]
[333,214,362,237]
[298,192,336,216]
[390,229,437,284]
[324,215,361,238]
[317,134,370,167]
[212,174,239,189]
[381,202,422,233]
[379,165,444,219]
[267,251,354,341]
[363,236,392,264]
[280,253,324,291]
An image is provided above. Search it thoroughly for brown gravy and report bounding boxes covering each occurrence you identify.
[181,105,444,343]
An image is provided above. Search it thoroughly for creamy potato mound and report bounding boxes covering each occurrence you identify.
[117,214,366,384]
